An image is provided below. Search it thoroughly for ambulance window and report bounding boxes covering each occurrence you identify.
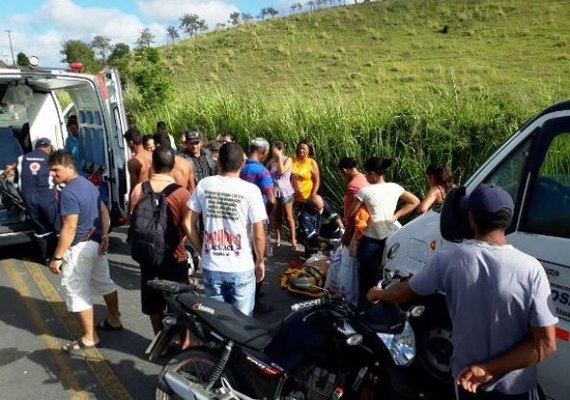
[485,139,531,206]
[521,132,570,238]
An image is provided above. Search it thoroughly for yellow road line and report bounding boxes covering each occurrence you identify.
[24,260,133,400]
[4,259,90,400]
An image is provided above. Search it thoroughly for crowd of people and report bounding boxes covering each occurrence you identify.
[13,118,558,399]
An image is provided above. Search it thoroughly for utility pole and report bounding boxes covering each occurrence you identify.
[4,29,15,66]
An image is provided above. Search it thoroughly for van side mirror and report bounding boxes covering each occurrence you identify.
[440,186,474,242]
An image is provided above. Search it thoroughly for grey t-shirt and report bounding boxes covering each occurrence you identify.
[409,240,557,395]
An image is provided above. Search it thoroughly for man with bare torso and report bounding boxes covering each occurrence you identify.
[124,128,152,191]
[155,133,195,193]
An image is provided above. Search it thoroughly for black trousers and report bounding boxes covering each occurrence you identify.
[456,385,544,400]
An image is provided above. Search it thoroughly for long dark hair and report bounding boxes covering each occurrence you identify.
[426,164,454,192]
[338,157,358,170]
[363,157,393,176]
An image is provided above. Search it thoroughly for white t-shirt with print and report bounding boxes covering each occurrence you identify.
[356,182,405,240]
[188,175,267,273]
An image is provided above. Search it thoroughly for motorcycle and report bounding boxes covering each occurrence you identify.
[147,278,434,400]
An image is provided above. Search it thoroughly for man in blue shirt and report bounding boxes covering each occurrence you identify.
[64,117,85,172]
[240,137,276,313]
[367,184,557,399]
[48,149,122,354]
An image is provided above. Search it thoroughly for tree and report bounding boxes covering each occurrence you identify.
[136,28,155,49]
[166,25,180,44]
[241,13,254,22]
[307,1,315,12]
[60,39,98,72]
[16,52,30,67]
[291,4,297,13]
[295,3,304,11]
[91,35,112,63]
[228,11,241,26]
[179,13,208,37]
[108,43,130,65]
[266,7,279,18]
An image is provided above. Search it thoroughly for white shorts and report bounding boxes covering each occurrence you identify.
[61,240,117,312]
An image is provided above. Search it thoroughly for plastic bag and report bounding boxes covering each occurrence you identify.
[325,246,359,306]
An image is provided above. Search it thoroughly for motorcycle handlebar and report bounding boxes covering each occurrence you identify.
[290,297,325,312]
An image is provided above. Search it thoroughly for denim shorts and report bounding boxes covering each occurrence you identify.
[277,194,294,205]
[202,269,256,316]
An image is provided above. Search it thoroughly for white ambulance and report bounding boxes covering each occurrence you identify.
[0,62,130,247]
[382,100,570,399]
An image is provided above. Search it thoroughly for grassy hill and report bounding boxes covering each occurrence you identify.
[128,0,570,204]
[161,0,570,104]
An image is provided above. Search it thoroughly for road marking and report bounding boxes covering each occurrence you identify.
[4,259,90,400]
[24,260,133,400]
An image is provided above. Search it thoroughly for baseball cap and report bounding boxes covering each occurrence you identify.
[207,140,222,151]
[35,137,52,148]
[461,183,514,215]
[184,130,201,143]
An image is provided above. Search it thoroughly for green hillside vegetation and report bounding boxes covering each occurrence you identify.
[127,0,570,206]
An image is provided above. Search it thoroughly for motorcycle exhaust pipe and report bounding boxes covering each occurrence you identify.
[163,370,214,400]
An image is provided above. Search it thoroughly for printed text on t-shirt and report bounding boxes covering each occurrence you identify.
[205,190,244,221]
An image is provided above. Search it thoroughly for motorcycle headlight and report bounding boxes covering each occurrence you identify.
[376,321,416,366]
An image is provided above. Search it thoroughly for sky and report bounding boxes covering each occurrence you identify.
[0,0,298,67]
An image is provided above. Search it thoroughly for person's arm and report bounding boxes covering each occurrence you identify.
[417,187,439,214]
[127,159,140,194]
[345,196,363,224]
[183,210,202,253]
[264,187,275,216]
[49,214,78,274]
[99,201,110,255]
[457,325,557,393]
[252,220,265,283]
[392,190,420,221]
[310,159,320,197]
[275,153,290,175]
[366,281,418,304]
[186,160,196,193]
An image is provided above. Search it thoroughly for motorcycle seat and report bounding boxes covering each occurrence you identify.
[178,293,282,351]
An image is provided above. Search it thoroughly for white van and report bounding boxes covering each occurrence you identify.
[381,100,570,399]
[0,65,130,247]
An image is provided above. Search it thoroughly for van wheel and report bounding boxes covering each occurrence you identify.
[417,315,453,383]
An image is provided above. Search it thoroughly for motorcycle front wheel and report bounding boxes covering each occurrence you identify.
[156,347,236,400]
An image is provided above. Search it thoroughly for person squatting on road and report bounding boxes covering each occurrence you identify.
[18,137,60,261]
[367,184,558,400]
[297,194,344,257]
[184,142,267,316]
[47,149,122,353]
[129,146,192,349]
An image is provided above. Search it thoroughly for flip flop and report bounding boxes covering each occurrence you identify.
[62,338,99,353]
[95,319,123,331]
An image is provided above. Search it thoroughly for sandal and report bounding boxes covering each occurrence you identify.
[62,338,99,353]
[96,319,123,331]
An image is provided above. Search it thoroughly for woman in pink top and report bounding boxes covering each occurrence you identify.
[338,157,368,244]
[269,142,297,249]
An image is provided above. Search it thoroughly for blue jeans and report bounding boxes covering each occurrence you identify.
[202,269,256,316]
[356,235,386,308]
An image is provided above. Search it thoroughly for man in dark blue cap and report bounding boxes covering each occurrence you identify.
[19,137,60,260]
[367,184,557,399]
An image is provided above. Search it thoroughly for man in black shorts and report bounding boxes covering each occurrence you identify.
[129,147,191,348]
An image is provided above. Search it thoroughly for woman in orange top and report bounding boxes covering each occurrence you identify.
[291,139,320,204]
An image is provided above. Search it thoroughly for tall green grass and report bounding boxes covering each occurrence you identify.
[126,83,545,210]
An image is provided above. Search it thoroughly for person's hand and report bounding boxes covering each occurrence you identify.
[255,262,265,283]
[49,258,63,275]
[367,286,383,303]
[457,364,493,393]
[99,235,109,256]
[271,146,282,158]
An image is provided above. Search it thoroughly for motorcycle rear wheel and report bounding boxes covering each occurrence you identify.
[155,347,236,400]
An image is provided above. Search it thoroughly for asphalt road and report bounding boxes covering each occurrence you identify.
[0,226,300,400]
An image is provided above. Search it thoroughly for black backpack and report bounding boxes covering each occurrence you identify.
[129,182,181,267]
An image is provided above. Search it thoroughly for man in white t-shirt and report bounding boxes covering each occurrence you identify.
[184,142,267,316]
